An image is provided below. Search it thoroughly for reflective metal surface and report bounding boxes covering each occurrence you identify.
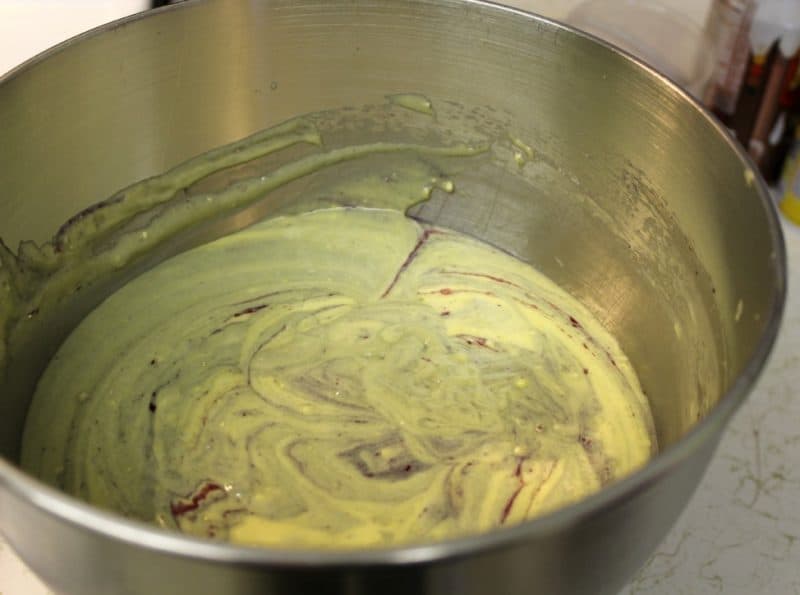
[0,1,785,594]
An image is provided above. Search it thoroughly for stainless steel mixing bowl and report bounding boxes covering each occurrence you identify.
[0,1,785,594]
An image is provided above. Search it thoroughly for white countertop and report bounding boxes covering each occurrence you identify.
[3,1,798,594]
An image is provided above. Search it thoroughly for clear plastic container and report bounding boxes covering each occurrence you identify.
[704,0,758,117]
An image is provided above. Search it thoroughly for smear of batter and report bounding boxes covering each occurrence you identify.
[21,206,654,549]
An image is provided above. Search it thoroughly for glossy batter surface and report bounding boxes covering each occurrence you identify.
[22,207,654,548]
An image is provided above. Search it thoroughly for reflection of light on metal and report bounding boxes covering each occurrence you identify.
[157,1,267,163]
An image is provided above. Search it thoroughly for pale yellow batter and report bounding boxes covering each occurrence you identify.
[21,206,654,549]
